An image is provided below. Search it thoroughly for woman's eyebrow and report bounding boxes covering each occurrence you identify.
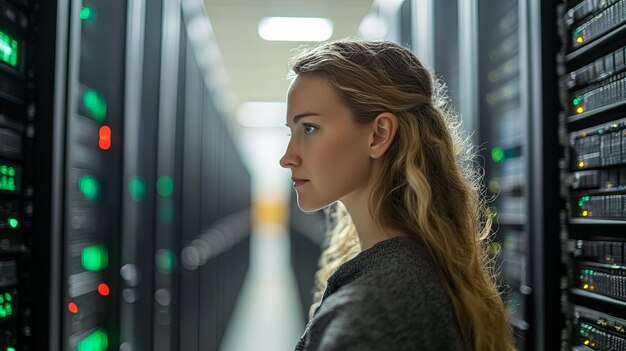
[285,112,320,127]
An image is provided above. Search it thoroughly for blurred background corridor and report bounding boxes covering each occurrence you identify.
[1,0,625,350]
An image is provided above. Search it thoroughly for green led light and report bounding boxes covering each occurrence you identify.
[491,147,505,163]
[157,176,174,197]
[80,6,97,22]
[0,30,18,68]
[8,347,15,351]
[578,200,584,207]
[129,177,145,201]
[156,249,175,273]
[0,177,15,191]
[7,218,17,229]
[78,329,108,351]
[580,328,585,334]
[0,165,17,192]
[83,89,107,121]
[81,245,108,271]
[5,293,11,302]
[573,96,581,106]
[79,175,99,200]
[583,196,590,201]
[0,296,5,304]
[6,304,12,315]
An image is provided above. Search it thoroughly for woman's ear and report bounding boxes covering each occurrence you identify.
[369,112,398,159]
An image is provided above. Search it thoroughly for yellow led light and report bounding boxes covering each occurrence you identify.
[576,37,584,43]
[584,283,589,289]
[578,161,585,168]
[584,340,590,345]
[582,210,588,217]
[576,107,584,114]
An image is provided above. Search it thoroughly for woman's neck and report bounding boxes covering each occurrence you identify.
[340,193,404,251]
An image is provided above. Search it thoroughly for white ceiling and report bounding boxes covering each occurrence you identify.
[202,0,374,107]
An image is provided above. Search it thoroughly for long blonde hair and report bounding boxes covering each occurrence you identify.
[290,39,514,351]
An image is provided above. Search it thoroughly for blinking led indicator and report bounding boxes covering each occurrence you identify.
[0,30,18,68]
[99,126,111,150]
[83,89,107,122]
[81,245,108,271]
[79,175,99,200]
[68,302,78,314]
[7,218,17,228]
[491,147,504,163]
[97,283,110,296]
[80,5,97,23]
[574,29,584,44]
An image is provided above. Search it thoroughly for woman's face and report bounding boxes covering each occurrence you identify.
[280,74,373,212]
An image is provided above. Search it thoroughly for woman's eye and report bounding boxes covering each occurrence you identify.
[304,124,317,135]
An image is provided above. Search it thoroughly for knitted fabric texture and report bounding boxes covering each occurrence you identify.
[294,235,464,351]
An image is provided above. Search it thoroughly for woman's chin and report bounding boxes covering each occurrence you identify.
[296,198,329,213]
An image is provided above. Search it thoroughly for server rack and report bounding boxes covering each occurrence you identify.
[0,0,54,349]
[0,0,253,349]
[60,0,127,348]
[399,1,562,349]
[175,2,253,350]
[475,1,561,349]
[119,0,157,348]
[477,1,534,348]
[558,0,626,349]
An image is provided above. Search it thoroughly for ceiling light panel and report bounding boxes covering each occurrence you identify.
[258,17,333,42]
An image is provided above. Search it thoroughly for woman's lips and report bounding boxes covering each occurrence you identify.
[292,179,309,187]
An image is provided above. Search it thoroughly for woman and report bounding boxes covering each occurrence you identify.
[280,39,514,351]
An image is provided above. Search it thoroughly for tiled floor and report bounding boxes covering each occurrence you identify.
[219,227,305,351]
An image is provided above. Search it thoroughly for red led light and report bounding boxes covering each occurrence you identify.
[68,302,78,314]
[99,126,111,150]
[97,283,110,296]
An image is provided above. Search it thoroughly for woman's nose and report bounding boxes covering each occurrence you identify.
[280,145,300,168]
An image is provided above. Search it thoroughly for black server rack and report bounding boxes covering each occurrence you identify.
[175,3,252,350]
[178,20,204,351]
[477,2,533,347]
[558,0,626,350]
[475,1,561,350]
[118,0,159,348]
[60,0,126,349]
[0,0,51,349]
[0,0,251,349]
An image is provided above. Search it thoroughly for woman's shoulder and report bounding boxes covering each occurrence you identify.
[299,236,464,351]
[348,235,443,291]
[305,273,463,351]
[317,235,460,331]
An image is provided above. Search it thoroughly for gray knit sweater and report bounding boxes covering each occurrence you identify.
[294,236,464,351]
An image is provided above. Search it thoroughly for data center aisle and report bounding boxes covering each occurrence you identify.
[219,226,305,351]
